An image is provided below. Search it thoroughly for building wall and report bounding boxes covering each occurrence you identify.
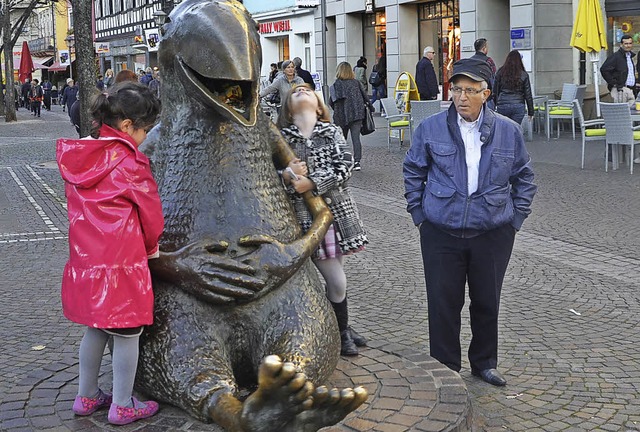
[534,0,573,95]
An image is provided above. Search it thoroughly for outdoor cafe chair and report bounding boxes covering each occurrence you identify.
[380,97,411,151]
[574,100,606,169]
[409,100,441,137]
[545,84,584,141]
[599,102,640,174]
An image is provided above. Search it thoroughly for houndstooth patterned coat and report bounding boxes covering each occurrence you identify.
[280,122,368,253]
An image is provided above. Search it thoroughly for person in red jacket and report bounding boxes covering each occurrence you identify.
[56,81,163,426]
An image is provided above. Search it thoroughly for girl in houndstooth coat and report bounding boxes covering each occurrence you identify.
[277,83,368,357]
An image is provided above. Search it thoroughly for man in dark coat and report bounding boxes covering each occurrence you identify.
[470,38,497,108]
[21,79,31,108]
[415,46,439,100]
[292,57,314,87]
[601,34,637,102]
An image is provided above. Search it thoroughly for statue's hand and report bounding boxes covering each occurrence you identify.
[238,234,306,286]
[150,239,267,304]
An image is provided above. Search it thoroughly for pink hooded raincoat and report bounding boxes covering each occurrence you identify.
[57,124,164,329]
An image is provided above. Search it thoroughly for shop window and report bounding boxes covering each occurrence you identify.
[608,16,640,47]
[418,0,459,99]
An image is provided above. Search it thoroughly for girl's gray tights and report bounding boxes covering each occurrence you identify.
[78,327,140,407]
[313,256,347,303]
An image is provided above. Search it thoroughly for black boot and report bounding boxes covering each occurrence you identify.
[331,300,358,356]
[348,326,368,347]
[339,329,358,356]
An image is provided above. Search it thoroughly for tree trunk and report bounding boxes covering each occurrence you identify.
[2,3,17,122]
[72,0,94,137]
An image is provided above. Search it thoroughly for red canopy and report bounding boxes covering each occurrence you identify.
[18,41,34,82]
[48,62,68,72]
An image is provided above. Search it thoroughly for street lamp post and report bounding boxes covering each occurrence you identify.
[65,35,74,81]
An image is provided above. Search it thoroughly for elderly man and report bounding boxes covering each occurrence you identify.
[601,34,637,104]
[416,46,439,100]
[403,58,537,386]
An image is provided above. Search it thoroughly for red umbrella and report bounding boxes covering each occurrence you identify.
[18,41,34,83]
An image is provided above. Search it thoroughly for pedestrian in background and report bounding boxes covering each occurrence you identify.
[60,79,78,118]
[369,53,387,110]
[259,59,303,110]
[601,34,637,104]
[493,50,534,126]
[56,81,163,426]
[354,56,368,93]
[403,58,536,387]
[140,67,154,86]
[470,38,497,108]
[116,69,139,83]
[30,79,43,117]
[416,46,439,100]
[96,75,105,91]
[329,62,372,171]
[293,56,314,87]
[60,78,72,112]
[470,38,497,75]
[277,83,368,356]
[148,71,161,98]
[42,79,52,111]
[104,68,114,89]
[268,63,278,83]
[21,79,31,109]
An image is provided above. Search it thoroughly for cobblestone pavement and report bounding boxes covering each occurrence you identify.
[2,107,640,431]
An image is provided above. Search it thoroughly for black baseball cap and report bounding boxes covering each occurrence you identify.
[451,58,493,83]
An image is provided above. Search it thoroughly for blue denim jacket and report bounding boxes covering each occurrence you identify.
[403,105,537,238]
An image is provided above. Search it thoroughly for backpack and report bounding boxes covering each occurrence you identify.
[369,69,382,87]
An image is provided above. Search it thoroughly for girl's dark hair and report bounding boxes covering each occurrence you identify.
[356,56,367,68]
[499,50,525,90]
[90,81,161,138]
[276,84,331,130]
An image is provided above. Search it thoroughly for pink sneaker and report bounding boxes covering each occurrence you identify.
[72,389,112,416]
[108,397,159,425]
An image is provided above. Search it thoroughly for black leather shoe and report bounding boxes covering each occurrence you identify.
[471,368,507,386]
[348,326,367,347]
[340,329,358,356]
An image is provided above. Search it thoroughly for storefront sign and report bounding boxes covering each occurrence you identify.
[144,29,160,52]
[95,42,110,54]
[365,0,375,13]
[296,0,319,6]
[59,49,70,66]
[258,20,292,34]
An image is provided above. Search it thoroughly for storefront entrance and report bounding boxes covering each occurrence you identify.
[418,0,460,100]
[364,11,387,89]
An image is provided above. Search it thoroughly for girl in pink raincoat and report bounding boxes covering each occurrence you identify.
[57,81,163,426]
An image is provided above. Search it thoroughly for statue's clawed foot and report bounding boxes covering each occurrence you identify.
[239,355,314,432]
[284,385,369,432]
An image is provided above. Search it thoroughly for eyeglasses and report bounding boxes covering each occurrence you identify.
[450,86,485,96]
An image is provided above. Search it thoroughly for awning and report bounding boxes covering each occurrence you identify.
[13,56,50,70]
[48,61,68,72]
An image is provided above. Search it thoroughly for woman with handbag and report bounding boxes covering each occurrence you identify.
[329,62,372,171]
[276,84,369,356]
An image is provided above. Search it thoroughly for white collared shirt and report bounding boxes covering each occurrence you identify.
[457,110,484,195]
[626,52,636,87]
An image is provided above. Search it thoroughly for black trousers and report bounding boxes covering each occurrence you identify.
[419,221,515,372]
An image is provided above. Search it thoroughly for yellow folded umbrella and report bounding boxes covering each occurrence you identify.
[570,0,607,53]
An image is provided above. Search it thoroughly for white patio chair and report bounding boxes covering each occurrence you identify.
[599,102,640,174]
[574,100,606,169]
[409,100,441,136]
[380,97,411,150]
[545,83,579,140]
